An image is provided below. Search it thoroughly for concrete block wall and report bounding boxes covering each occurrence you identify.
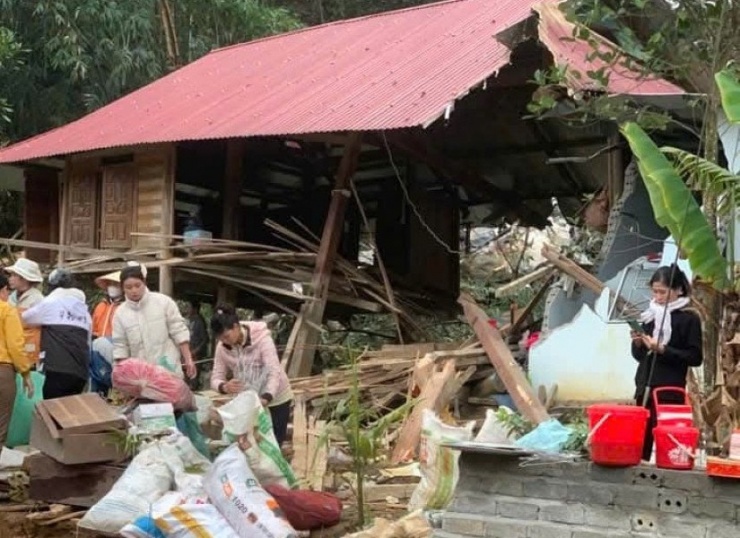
[435,451,739,538]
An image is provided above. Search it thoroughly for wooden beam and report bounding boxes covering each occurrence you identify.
[459,293,550,425]
[372,131,534,220]
[158,145,176,296]
[286,133,363,378]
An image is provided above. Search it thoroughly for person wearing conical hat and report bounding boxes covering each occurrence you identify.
[4,258,44,366]
[91,270,124,339]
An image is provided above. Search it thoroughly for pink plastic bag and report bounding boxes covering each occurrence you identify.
[112,359,196,411]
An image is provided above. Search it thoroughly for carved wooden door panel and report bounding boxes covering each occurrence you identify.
[100,165,136,249]
[66,169,98,249]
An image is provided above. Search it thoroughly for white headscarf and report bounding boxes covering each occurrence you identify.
[639,297,690,346]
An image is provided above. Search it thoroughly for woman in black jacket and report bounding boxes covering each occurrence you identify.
[631,265,702,461]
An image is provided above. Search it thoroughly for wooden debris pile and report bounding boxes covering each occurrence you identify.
[19,221,436,323]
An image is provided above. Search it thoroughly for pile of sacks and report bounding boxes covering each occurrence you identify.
[79,391,342,538]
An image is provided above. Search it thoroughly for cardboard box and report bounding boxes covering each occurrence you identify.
[133,402,176,434]
[30,393,127,465]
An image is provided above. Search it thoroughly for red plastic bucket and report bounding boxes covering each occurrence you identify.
[654,425,699,470]
[587,404,649,466]
[653,388,693,428]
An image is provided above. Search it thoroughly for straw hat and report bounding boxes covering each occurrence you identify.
[95,270,121,290]
[5,258,43,283]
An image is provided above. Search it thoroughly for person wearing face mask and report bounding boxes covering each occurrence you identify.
[91,271,124,339]
[631,264,702,461]
[112,264,196,379]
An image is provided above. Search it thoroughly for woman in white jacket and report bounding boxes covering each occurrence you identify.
[112,265,196,379]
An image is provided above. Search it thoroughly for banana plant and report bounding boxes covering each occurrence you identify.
[620,68,740,289]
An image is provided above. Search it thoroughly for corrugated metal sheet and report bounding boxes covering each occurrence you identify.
[0,0,683,164]
[534,1,683,96]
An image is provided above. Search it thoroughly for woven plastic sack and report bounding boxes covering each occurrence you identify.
[408,410,474,511]
[80,443,175,533]
[264,485,342,530]
[217,390,297,488]
[6,372,44,448]
[205,444,297,538]
[113,358,195,411]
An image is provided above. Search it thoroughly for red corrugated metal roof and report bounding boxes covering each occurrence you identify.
[534,2,683,96]
[0,0,683,164]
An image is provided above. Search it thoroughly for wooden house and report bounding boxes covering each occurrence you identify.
[0,0,687,375]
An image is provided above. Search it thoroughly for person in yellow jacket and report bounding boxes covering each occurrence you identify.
[0,272,34,446]
[5,258,44,366]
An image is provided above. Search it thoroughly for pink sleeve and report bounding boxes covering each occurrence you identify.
[259,334,283,398]
[210,343,229,391]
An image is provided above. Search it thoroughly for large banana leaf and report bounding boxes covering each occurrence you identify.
[716,70,740,123]
[662,147,740,218]
[621,122,727,287]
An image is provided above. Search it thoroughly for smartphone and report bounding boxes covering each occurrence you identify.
[627,319,643,333]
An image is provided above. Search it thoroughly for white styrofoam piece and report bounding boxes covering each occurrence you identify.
[530,288,636,402]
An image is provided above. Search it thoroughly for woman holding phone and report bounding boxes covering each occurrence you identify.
[631,264,702,461]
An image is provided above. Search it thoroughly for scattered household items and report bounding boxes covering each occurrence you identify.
[204,444,297,538]
[706,456,740,478]
[587,404,649,467]
[263,485,342,531]
[408,410,474,511]
[133,402,177,435]
[113,358,196,411]
[30,393,127,465]
[652,388,699,470]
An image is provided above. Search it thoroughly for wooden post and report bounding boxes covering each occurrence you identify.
[286,132,363,378]
[217,139,244,305]
[158,146,176,296]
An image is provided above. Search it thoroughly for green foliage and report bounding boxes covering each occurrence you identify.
[662,147,740,219]
[319,347,415,526]
[561,410,588,454]
[621,122,727,287]
[716,69,740,123]
[494,407,533,438]
[0,0,302,141]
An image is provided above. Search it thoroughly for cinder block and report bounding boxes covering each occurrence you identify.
[566,484,615,505]
[441,514,486,536]
[630,467,664,487]
[584,506,632,531]
[526,521,572,538]
[712,478,740,500]
[571,530,632,538]
[539,502,585,525]
[521,478,567,500]
[483,518,528,538]
[658,490,688,514]
[656,513,711,538]
[587,464,633,485]
[707,522,739,538]
[685,495,736,521]
[630,512,657,534]
[496,498,540,520]
[449,493,497,515]
[482,476,524,497]
[661,469,711,493]
[612,484,659,509]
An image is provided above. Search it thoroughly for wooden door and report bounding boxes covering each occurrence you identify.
[100,165,136,249]
[24,168,60,263]
[66,168,98,249]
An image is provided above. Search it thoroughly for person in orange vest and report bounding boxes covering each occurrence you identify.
[91,270,124,339]
[4,258,44,366]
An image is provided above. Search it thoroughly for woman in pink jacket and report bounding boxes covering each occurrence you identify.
[210,304,293,445]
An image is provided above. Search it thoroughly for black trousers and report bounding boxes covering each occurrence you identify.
[637,386,686,461]
[269,400,291,446]
[43,371,87,400]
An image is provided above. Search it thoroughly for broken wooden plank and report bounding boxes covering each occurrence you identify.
[290,396,309,481]
[307,418,328,492]
[494,264,555,298]
[391,360,457,463]
[25,453,125,508]
[459,293,550,425]
[363,483,418,503]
